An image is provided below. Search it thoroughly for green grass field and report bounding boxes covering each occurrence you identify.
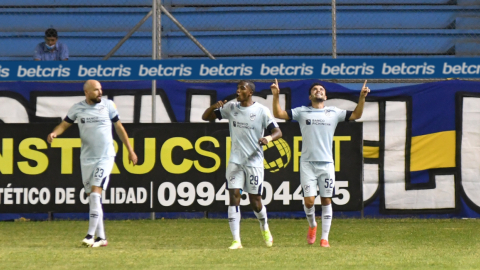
[0,218,479,269]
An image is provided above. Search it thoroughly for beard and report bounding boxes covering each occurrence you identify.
[313,97,325,102]
[90,97,102,103]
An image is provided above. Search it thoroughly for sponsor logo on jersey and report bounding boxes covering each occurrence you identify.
[304,185,310,193]
[232,121,254,129]
[229,176,236,184]
[250,113,256,121]
[305,119,331,126]
[80,117,109,124]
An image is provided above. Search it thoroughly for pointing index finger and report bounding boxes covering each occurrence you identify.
[362,80,367,89]
[275,78,278,86]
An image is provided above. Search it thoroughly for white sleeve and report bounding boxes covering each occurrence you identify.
[65,104,78,123]
[336,107,348,123]
[291,107,301,121]
[107,100,120,121]
[263,107,278,129]
[219,102,233,120]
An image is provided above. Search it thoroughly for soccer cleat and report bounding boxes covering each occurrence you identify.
[307,226,317,245]
[92,237,108,248]
[82,234,94,247]
[228,240,243,250]
[320,239,330,248]
[262,229,273,247]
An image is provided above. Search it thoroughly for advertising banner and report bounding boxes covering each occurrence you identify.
[2,79,480,217]
[1,58,480,81]
[0,122,363,213]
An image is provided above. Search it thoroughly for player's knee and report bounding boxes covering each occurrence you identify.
[249,196,262,212]
[321,197,332,206]
[228,191,241,206]
[229,198,240,206]
[90,185,103,195]
[305,202,315,209]
[230,191,241,200]
[304,196,315,209]
[250,204,262,213]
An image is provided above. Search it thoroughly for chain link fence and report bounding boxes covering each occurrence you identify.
[0,0,153,60]
[1,1,480,64]
[164,0,480,59]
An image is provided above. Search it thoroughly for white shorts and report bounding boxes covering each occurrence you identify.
[300,161,335,198]
[225,163,264,195]
[80,157,115,194]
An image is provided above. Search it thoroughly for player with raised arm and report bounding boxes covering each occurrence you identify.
[202,81,282,249]
[47,80,138,248]
[271,79,369,247]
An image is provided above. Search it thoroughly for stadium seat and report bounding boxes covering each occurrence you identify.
[0,0,479,60]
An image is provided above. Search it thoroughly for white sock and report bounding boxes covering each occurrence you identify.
[253,205,269,231]
[95,199,105,239]
[87,193,102,236]
[304,205,317,228]
[228,206,241,242]
[321,204,333,241]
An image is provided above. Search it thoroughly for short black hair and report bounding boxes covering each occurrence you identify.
[238,80,255,92]
[45,28,58,38]
[308,82,326,95]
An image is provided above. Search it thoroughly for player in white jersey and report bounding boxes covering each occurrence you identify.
[202,81,282,249]
[271,79,369,247]
[47,80,138,248]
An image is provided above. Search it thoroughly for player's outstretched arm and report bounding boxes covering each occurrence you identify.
[271,79,290,120]
[259,127,282,145]
[47,121,72,144]
[113,121,138,165]
[202,100,227,121]
[350,80,370,120]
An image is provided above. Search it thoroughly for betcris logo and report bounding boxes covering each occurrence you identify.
[81,118,86,123]
[306,119,311,125]
[233,121,237,127]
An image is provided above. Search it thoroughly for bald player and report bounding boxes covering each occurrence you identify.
[271,79,370,247]
[47,80,138,248]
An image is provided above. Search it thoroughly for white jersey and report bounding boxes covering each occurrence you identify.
[216,101,278,167]
[289,106,350,163]
[65,99,119,159]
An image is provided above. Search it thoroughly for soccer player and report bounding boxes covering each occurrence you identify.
[202,81,282,249]
[270,79,369,247]
[47,80,138,248]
